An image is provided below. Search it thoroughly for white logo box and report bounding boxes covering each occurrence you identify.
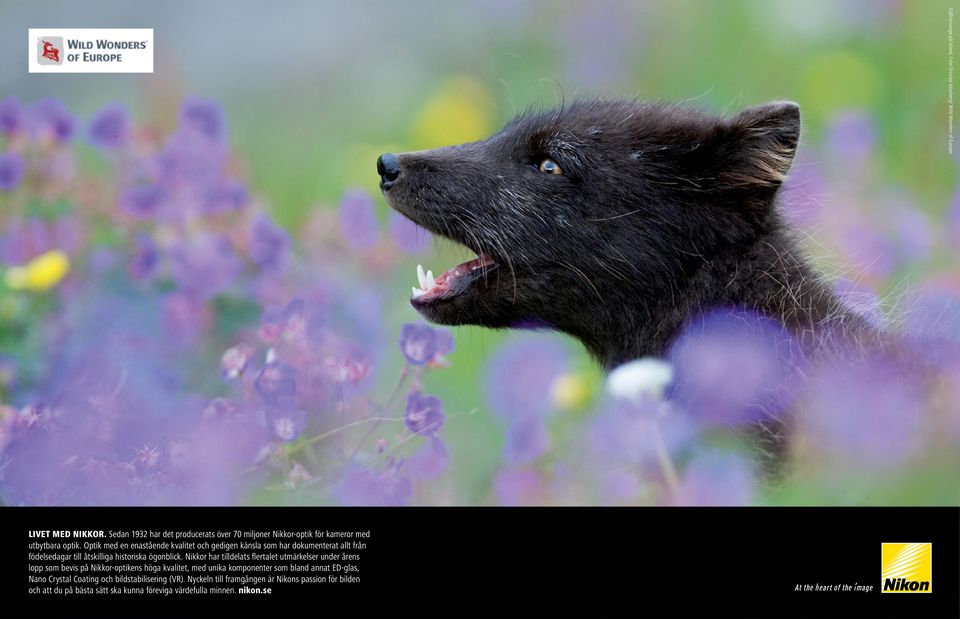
[28,28,154,74]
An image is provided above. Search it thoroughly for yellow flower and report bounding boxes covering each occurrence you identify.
[409,76,494,149]
[550,371,593,411]
[4,249,71,292]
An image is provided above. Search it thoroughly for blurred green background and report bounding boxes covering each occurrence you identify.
[1,0,956,504]
[3,1,953,218]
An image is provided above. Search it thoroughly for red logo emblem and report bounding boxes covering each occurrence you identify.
[41,40,60,62]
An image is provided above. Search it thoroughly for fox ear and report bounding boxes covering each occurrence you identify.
[719,101,801,191]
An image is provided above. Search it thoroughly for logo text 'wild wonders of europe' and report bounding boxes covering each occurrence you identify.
[28,29,153,74]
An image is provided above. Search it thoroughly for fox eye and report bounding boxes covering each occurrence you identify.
[538,158,563,175]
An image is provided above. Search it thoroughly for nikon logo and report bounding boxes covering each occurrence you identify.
[881,543,932,594]
[884,577,929,592]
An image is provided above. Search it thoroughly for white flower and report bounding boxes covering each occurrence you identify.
[606,358,673,403]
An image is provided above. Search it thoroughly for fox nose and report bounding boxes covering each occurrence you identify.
[377,153,401,189]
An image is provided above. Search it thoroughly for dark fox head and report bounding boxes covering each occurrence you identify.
[379,99,813,366]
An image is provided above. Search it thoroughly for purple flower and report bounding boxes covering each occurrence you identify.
[398,322,436,365]
[168,234,242,298]
[0,286,273,506]
[588,401,696,468]
[201,398,242,424]
[254,362,298,407]
[284,462,313,488]
[119,184,166,218]
[802,354,923,466]
[179,98,227,143]
[201,181,248,214]
[220,344,254,381]
[87,103,130,150]
[334,465,412,506]
[597,469,645,504]
[839,220,896,281]
[266,406,307,442]
[258,299,309,349]
[163,292,210,342]
[29,98,75,143]
[668,309,803,425]
[503,414,549,465]
[35,148,75,188]
[129,233,159,280]
[248,214,289,271]
[890,202,934,264]
[339,190,380,251]
[89,248,117,274]
[942,367,960,445]
[434,327,455,358]
[780,152,826,227]
[949,186,960,247]
[404,390,445,435]
[396,323,454,367]
[0,153,25,191]
[388,210,429,255]
[160,435,195,472]
[0,97,23,135]
[321,357,370,384]
[258,307,285,344]
[560,2,634,90]
[50,216,84,255]
[331,285,386,356]
[902,280,960,346]
[485,334,570,419]
[407,435,449,480]
[134,443,162,471]
[900,286,960,356]
[674,450,754,506]
[0,216,53,263]
[824,111,875,171]
[157,126,227,190]
[0,355,17,390]
[494,468,543,506]
[834,278,884,328]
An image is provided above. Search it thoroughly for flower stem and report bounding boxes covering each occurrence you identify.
[346,365,409,462]
[336,383,344,455]
[651,419,681,500]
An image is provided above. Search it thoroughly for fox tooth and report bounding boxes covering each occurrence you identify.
[417,264,427,289]
[412,287,425,298]
[426,270,435,289]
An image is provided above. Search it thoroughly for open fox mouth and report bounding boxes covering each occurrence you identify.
[410,253,499,307]
[376,158,502,310]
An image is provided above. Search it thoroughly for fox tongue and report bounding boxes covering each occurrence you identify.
[435,253,496,285]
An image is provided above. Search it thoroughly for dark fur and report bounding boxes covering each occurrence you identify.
[381,99,875,369]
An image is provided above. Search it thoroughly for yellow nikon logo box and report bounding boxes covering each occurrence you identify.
[881,543,932,593]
